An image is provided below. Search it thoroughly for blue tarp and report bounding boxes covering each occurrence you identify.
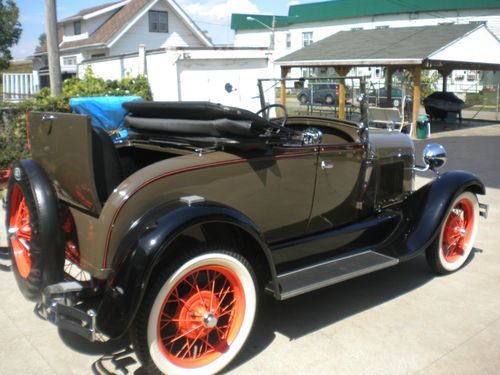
[69,96,142,131]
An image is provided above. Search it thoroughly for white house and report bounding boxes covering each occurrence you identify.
[231,0,500,92]
[32,0,212,88]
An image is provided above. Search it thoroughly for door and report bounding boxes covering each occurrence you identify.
[308,138,364,233]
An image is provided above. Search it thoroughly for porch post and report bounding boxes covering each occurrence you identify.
[280,66,290,108]
[334,66,351,120]
[410,66,422,139]
[386,67,395,105]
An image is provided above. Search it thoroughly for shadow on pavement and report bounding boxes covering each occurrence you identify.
[57,250,483,374]
[227,254,435,372]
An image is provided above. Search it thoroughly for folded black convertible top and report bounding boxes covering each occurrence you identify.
[123,101,291,141]
[123,101,269,127]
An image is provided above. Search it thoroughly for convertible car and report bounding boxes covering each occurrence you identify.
[4,101,487,374]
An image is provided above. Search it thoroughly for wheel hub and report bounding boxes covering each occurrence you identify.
[177,290,220,339]
[203,313,218,329]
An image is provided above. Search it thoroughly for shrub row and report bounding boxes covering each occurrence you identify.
[0,68,152,171]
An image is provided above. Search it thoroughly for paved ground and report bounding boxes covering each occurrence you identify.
[0,122,499,374]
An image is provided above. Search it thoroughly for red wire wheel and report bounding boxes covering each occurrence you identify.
[157,265,245,368]
[6,161,65,301]
[441,198,475,263]
[427,191,479,274]
[8,184,33,278]
[134,251,257,375]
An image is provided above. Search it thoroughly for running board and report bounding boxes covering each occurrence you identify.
[275,250,398,300]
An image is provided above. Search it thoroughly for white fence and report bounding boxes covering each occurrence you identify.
[2,73,38,102]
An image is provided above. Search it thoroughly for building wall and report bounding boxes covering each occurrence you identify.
[110,1,205,55]
[79,49,272,111]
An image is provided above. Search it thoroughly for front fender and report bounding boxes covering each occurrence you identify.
[95,201,275,338]
[385,170,485,259]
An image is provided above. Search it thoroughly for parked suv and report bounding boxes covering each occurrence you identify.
[297,83,340,105]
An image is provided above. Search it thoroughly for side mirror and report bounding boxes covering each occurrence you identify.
[423,143,447,170]
[414,143,447,174]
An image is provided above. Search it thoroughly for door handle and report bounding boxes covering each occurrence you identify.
[320,160,334,170]
[42,114,57,121]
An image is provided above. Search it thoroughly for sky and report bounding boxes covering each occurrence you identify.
[11,0,321,60]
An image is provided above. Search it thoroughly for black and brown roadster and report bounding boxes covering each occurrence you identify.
[4,101,487,374]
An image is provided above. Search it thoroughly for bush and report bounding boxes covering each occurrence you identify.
[0,104,30,170]
[0,68,153,170]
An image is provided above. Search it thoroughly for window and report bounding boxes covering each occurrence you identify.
[375,25,389,30]
[351,27,363,31]
[149,10,168,33]
[74,21,81,35]
[91,53,106,59]
[286,33,291,49]
[63,56,77,66]
[302,32,313,47]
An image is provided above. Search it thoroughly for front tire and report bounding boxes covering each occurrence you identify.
[132,249,257,375]
[426,191,479,274]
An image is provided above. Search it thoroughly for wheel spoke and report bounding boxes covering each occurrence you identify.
[156,262,247,368]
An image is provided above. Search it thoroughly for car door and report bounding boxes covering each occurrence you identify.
[307,124,365,233]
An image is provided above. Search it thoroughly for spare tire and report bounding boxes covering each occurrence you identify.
[5,160,65,301]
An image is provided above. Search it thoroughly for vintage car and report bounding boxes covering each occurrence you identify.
[4,101,488,374]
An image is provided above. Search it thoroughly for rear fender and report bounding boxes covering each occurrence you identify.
[387,170,485,259]
[96,201,275,338]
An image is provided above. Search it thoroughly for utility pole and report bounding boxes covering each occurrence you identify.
[45,0,62,96]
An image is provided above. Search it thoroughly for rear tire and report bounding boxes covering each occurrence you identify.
[426,191,479,274]
[132,248,257,375]
[5,161,64,301]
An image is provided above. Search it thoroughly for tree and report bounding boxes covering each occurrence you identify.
[0,0,22,69]
[35,33,46,53]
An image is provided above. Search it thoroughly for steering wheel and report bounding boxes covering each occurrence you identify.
[255,104,288,128]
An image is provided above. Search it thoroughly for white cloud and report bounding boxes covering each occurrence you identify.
[178,0,260,25]
[177,0,260,44]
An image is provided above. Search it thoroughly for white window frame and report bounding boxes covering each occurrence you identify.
[302,32,314,47]
[63,56,77,66]
[149,10,168,33]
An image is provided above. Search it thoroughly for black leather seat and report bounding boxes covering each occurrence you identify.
[91,127,123,203]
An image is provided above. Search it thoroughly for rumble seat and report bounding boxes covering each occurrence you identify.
[91,127,124,202]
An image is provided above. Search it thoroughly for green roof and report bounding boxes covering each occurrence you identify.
[231,0,500,30]
[230,14,288,31]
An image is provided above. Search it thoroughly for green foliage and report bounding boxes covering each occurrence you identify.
[0,0,22,70]
[35,32,46,54]
[0,103,29,170]
[0,68,153,169]
[392,69,440,99]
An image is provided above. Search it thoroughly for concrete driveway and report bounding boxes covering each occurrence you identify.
[0,122,499,375]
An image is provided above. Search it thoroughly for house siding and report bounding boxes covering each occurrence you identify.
[110,1,204,55]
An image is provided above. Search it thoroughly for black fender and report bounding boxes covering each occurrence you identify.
[96,200,276,338]
[385,170,485,260]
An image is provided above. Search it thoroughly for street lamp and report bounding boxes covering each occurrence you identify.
[246,16,275,50]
